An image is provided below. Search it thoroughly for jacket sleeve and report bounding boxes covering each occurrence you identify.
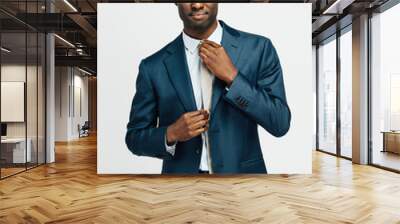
[223,38,291,137]
[125,60,174,160]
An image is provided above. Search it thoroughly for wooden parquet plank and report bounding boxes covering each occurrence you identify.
[0,134,400,223]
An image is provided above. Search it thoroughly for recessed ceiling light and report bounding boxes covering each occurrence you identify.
[322,0,354,15]
[78,67,93,76]
[54,34,75,48]
[1,47,11,53]
[63,0,78,12]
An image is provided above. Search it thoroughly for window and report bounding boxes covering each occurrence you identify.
[318,37,337,154]
[370,3,400,171]
[340,29,352,158]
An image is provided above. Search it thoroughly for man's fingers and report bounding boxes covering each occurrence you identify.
[200,52,215,69]
[200,52,207,60]
[201,110,210,120]
[185,110,202,117]
[201,43,220,57]
[202,40,221,48]
[190,112,208,123]
[191,127,207,137]
[201,42,218,52]
[190,119,208,130]
[200,45,217,57]
[199,52,210,65]
[186,109,209,138]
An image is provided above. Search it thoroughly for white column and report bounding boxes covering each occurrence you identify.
[352,14,369,164]
[45,1,56,163]
[46,32,55,163]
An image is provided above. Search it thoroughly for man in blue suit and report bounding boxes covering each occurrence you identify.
[126,3,291,174]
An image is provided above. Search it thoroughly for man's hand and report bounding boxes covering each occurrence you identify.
[199,40,238,86]
[166,110,209,144]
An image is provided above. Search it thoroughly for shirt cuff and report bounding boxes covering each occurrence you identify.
[165,135,177,156]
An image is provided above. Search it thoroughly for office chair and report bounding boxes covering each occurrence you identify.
[79,121,90,138]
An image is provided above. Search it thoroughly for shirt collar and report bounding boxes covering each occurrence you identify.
[182,21,223,55]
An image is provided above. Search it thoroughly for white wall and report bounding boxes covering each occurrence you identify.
[1,82,25,122]
[55,67,89,141]
[1,63,46,163]
[1,65,38,138]
[55,66,69,141]
[1,66,26,128]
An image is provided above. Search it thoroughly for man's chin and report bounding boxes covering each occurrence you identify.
[188,19,213,31]
[190,17,208,25]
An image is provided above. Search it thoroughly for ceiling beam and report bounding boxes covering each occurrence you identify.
[66,13,97,36]
[55,55,96,69]
[322,0,356,14]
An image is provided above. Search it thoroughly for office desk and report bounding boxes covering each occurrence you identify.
[382,131,400,154]
[1,138,31,163]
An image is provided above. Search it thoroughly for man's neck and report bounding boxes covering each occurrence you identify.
[183,20,218,40]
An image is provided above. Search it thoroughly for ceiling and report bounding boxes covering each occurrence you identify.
[0,0,393,75]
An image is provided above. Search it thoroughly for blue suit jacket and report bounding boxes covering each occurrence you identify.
[126,21,291,174]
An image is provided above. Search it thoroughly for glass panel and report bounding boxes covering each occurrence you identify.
[1,31,27,177]
[26,0,39,169]
[371,4,400,171]
[0,1,46,179]
[38,32,45,165]
[318,37,337,154]
[340,29,352,158]
[27,31,38,169]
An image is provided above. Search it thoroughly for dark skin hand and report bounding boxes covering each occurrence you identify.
[167,41,238,145]
[167,110,210,144]
[199,39,238,86]
[168,4,234,145]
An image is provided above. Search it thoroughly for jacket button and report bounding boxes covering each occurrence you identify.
[196,149,200,154]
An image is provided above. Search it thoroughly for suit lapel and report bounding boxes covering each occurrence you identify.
[210,21,242,116]
[163,21,242,115]
[164,35,197,112]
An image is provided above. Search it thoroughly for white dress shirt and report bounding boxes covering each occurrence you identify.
[165,22,223,171]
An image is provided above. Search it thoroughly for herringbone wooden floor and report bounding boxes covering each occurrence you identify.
[1,134,400,224]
